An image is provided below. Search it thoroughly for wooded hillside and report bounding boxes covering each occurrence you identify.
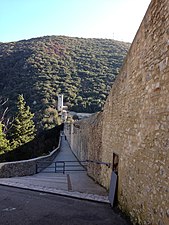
[0,35,130,130]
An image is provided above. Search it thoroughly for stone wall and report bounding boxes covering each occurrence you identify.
[65,113,107,183]
[65,1,169,224]
[0,136,61,178]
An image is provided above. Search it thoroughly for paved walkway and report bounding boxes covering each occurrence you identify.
[0,135,108,203]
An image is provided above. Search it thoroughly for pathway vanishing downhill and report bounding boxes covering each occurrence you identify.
[0,134,109,203]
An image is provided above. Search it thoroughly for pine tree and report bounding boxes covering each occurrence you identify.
[0,122,10,154]
[9,94,36,149]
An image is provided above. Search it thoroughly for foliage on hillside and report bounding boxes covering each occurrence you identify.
[8,94,36,149]
[0,124,63,162]
[0,35,130,130]
[0,122,10,154]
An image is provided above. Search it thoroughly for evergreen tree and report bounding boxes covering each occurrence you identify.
[0,122,10,154]
[9,94,36,149]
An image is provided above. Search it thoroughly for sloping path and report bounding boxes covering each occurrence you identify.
[0,135,108,203]
[54,134,107,195]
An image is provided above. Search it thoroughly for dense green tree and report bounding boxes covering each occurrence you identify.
[0,122,10,154]
[9,95,36,149]
[41,107,61,130]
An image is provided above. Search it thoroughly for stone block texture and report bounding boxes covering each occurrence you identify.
[0,138,61,178]
[65,113,104,184]
[65,1,169,224]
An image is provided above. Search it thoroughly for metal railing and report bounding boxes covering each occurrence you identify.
[36,160,87,174]
[36,159,111,174]
[86,160,111,167]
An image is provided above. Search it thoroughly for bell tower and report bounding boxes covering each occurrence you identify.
[57,94,63,115]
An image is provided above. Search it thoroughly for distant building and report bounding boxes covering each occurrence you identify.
[57,94,63,115]
[61,110,68,122]
[57,94,68,122]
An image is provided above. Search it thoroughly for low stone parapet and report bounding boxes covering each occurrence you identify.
[0,136,61,178]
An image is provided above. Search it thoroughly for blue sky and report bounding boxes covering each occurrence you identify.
[0,0,151,43]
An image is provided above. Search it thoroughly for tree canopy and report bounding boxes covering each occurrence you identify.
[0,35,130,130]
[0,122,10,154]
[8,94,36,149]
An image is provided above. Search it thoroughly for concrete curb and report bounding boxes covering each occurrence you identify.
[0,181,109,204]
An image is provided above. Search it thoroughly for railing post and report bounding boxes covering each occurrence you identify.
[63,162,65,174]
[36,163,38,173]
[55,162,57,173]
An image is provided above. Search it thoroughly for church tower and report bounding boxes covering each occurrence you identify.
[57,94,63,115]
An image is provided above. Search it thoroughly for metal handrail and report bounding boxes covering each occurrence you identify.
[86,160,111,167]
[36,160,87,174]
[36,159,110,174]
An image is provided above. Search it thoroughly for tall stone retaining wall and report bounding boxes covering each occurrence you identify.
[101,1,169,224]
[65,1,169,224]
[0,136,61,178]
